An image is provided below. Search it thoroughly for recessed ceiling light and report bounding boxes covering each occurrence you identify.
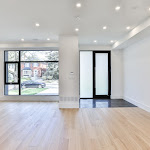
[103,26,107,30]
[21,38,24,41]
[126,26,131,30]
[47,38,50,41]
[75,28,79,32]
[35,23,40,27]
[115,6,121,10]
[148,7,150,11]
[110,40,114,43]
[94,40,97,43]
[76,3,81,8]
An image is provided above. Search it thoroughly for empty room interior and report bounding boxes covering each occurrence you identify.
[0,0,150,149]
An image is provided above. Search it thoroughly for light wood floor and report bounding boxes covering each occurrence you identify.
[0,102,149,150]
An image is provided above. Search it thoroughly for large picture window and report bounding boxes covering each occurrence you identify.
[4,50,59,96]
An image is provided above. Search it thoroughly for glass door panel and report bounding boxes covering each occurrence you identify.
[93,51,110,98]
[95,53,108,95]
[80,51,93,98]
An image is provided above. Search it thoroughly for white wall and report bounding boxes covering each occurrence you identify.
[0,43,123,103]
[123,36,150,112]
[111,49,123,99]
[80,45,123,99]
[59,36,79,108]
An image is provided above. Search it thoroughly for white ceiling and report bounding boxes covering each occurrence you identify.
[0,0,150,45]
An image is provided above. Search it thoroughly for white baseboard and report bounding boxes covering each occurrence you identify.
[59,102,79,108]
[111,96,123,99]
[124,96,150,112]
[0,96,59,102]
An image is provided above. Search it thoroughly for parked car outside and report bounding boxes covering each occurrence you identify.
[21,80,46,88]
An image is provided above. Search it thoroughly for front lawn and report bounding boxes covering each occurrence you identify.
[8,90,19,95]
[21,88,48,95]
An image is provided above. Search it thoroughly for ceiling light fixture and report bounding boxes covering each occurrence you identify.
[94,40,97,43]
[35,23,40,27]
[126,26,131,30]
[76,3,81,8]
[110,40,114,43]
[47,38,50,41]
[75,28,79,32]
[149,7,150,11]
[103,26,107,30]
[115,6,121,10]
[21,38,24,41]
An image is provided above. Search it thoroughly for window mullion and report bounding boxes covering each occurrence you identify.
[19,51,21,95]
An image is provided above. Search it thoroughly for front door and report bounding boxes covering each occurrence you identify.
[93,51,111,98]
[80,51,111,99]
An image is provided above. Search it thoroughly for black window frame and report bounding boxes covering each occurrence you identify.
[4,50,59,96]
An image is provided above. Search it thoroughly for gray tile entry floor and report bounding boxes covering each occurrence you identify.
[80,99,137,108]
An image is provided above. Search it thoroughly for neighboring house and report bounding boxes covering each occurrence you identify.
[21,63,47,78]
